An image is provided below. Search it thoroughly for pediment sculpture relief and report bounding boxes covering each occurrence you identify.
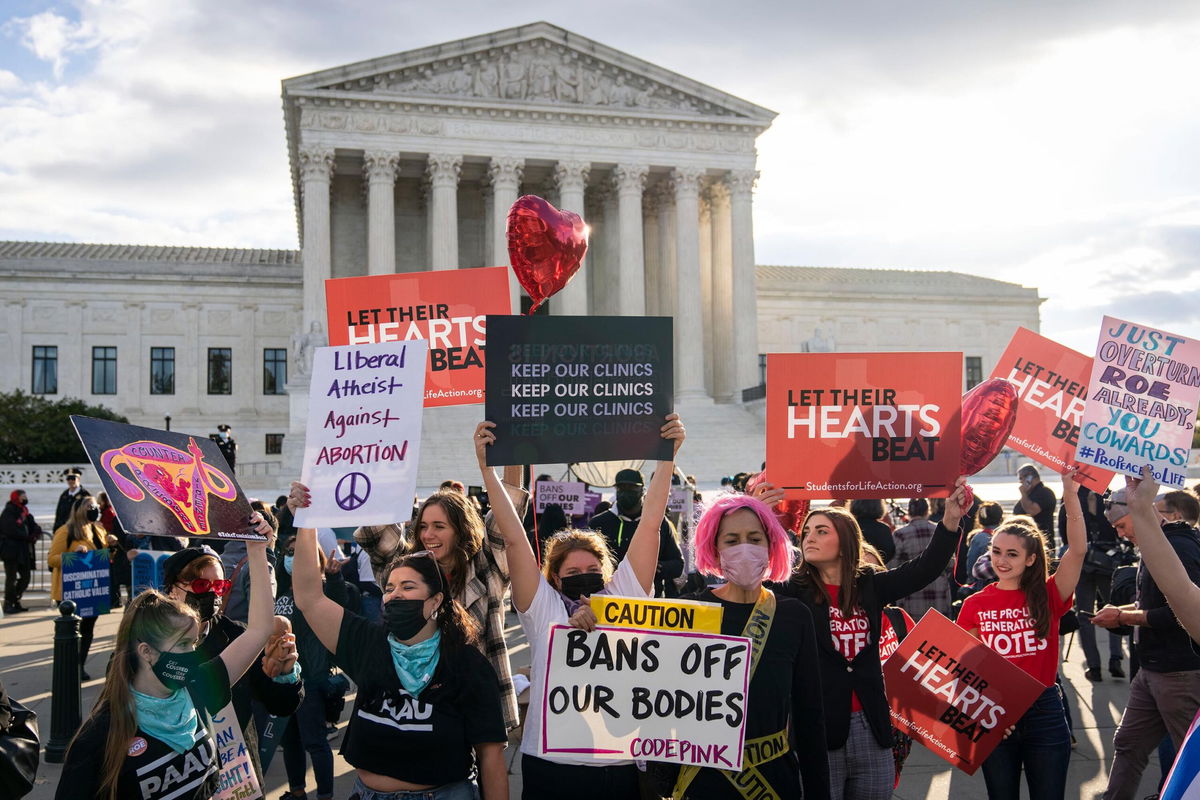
[331,42,740,117]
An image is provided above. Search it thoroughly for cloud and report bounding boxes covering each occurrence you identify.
[5,9,94,78]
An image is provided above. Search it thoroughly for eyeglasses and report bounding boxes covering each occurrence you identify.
[181,578,232,596]
[1103,500,1126,510]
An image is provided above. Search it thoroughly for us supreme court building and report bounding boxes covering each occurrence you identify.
[0,23,1041,486]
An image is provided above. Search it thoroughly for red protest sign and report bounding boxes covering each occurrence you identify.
[325,267,512,407]
[766,352,962,498]
[883,610,1044,775]
[988,327,1115,493]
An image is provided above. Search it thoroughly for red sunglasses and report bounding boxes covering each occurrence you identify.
[182,578,232,596]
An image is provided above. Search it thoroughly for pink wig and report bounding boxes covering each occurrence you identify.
[693,494,795,583]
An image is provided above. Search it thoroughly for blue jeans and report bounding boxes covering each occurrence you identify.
[282,684,334,798]
[350,776,478,800]
[982,685,1071,800]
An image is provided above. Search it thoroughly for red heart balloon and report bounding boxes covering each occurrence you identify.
[506,195,589,314]
[960,378,1020,476]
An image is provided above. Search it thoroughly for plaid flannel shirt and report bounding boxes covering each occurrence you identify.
[354,485,528,730]
[888,518,954,621]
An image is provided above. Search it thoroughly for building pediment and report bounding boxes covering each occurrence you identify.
[283,22,776,124]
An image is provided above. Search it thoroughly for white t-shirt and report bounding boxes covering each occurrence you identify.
[517,559,648,765]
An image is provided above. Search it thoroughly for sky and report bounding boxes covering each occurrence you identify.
[1,0,1198,353]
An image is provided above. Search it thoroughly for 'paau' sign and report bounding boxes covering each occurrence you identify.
[539,624,750,769]
[296,340,427,527]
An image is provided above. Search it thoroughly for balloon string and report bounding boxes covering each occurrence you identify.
[531,467,541,567]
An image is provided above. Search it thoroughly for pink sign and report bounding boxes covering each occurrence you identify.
[1075,316,1200,488]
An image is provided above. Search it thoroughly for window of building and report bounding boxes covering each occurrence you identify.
[207,348,232,395]
[92,346,117,394]
[32,346,57,394]
[263,348,287,395]
[150,347,175,395]
[265,433,284,455]
[965,356,984,390]
[758,353,768,387]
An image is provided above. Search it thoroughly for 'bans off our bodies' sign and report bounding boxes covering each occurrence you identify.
[766,353,963,498]
[295,341,427,528]
[540,624,750,769]
[988,327,1115,494]
[1075,316,1200,488]
[535,481,587,515]
[325,267,512,407]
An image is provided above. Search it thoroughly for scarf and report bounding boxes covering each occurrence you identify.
[132,687,201,754]
[8,491,27,525]
[386,630,441,696]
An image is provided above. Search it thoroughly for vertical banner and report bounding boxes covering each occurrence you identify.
[1075,317,1200,488]
[295,340,427,528]
[325,267,512,407]
[71,416,262,542]
[212,702,263,800]
[61,549,111,616]
[884,610,1045,774]
[766,353,963,498]
[484,316,674,465]
[988,327,1115,493]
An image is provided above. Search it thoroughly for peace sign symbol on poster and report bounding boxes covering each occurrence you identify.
[335,472,371,511]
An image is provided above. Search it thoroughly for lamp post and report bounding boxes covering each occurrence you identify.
[164,414,171,431]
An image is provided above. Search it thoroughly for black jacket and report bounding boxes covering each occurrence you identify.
[1135,522,1200,673]
[775,521,959,749]
[54,488,90,531]
[588,508,683,597]
[0,502,42,566]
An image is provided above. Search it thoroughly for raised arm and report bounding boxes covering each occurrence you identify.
[876,477,967,606]
[1126,465,1200,641]
[625,414,685,594]
[218,514,275,682]
[1053,470,1087,602]
[475,422,542,613]
[287,482,345,653]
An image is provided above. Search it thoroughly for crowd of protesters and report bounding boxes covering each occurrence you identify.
[2,427,1200,800]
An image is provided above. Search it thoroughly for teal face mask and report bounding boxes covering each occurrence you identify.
[283,555,294,574]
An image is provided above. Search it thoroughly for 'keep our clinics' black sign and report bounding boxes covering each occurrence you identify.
[484,316,673,465]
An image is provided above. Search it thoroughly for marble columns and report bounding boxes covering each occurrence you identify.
[488,156,524,311]
[363,151,398,275]
[729,170,760,393]
[613,164,648,316]
[553,160,590,315]
[299,147,334,327]
[710,180,735,402]
[427,154,462,270]
[671,167,707,400]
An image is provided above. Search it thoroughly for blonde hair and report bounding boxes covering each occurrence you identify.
[542,529,615,588]
[69,591,198,800]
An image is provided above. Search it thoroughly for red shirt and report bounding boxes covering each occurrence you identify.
[956,575,1073,687]
[826,584,869,711]
[878,607,915,666]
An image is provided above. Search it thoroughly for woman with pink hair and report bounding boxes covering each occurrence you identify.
[671,494,830,799]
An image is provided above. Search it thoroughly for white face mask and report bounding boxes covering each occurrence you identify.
[719,543,770,588]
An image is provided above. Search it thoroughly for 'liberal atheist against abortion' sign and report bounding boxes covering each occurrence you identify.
[484,315,674,466]
[295,340,427,528]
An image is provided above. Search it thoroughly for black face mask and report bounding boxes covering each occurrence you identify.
[559,572,605,601]
[384,598,429,641]
[85,507,100,522]
[615,489,642,515]
[150,647,205,691]
[185,591,220,623]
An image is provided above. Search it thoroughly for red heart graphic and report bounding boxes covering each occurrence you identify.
[744,471,810,533]
[960,378,1019,476]
[506,195,589,313]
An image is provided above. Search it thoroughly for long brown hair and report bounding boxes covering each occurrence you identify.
[407,491,485,596]
[542,529,615,587]
[795,507,867,617]
[993,516,1052,639]
[66,496,103,547]
[385,552,479,650]
[68,590,198,800]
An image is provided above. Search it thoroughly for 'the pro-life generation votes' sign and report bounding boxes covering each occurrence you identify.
[884,610,1044,774]
[1075,316,1200,488]
[485,316,673,466]
[989,328,1115,493]
[295,340,427,528]
[766,353,963,498]
[539,624,750,769]
[325,267,512,407]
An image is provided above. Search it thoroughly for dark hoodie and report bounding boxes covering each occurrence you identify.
[1135,521,1200,673]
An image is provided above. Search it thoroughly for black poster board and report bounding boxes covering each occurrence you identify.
[484,315,674,465]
